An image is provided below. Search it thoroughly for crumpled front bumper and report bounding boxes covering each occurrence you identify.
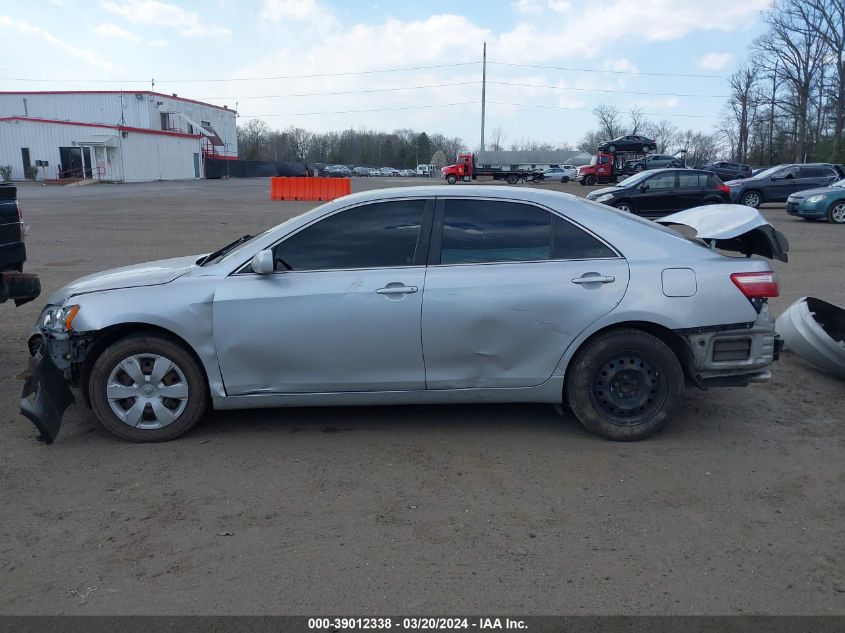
[20,346,75,444]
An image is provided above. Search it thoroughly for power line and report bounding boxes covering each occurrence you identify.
[199,81,481,100]
[488,81,728,99]
[488,61,727,79]
[0,62,482,84]
[240,100,481,117]
[488,101,713,118]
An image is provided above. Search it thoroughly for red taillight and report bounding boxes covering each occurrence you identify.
[717,184,730,194]
[730,271,779,298]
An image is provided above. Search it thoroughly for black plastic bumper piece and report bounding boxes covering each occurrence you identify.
[20,351,75,444]
[0,271,41,305]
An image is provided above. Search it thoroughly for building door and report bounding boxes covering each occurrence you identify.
[21,148,30,178]
[82,146,93,178]
[58,147,83,178]
[193,153,200,178]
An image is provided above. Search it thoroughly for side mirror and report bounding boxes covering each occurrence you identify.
[250,249,275,275]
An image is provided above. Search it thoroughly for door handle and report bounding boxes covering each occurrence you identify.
[376,285,418,295]
[571,275,615,285]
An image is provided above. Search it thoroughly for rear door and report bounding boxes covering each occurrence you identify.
[676,171,710,209]
[421,198,629,389]
[798,165,838,191]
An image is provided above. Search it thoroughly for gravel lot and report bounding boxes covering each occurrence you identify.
[1,177,843,615]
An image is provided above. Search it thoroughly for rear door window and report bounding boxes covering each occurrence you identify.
[678,172,706,187]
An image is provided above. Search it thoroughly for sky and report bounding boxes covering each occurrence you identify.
[0,0,773,150]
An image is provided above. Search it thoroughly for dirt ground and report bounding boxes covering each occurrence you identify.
[1,177,843,615]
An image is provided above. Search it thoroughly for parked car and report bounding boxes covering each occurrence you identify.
[353,167,371,177]
[400,169,416,177]
[1,183,40,306]
[598,135,658,153]
[368,168,380,177]
[786,178,845,223]
[322,165,351,177]
[586,168,730,216]
[624,154,681,173]
[21,186,786,445]
[379,167,395,176]
[542,166,578,183]
[701,161,752,182]
[724,163,840,208]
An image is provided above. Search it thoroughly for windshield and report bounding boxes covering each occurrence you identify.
[590,155,598,166]
[200,228,273,267]
[617,170,652,187]
[750,166,786,180]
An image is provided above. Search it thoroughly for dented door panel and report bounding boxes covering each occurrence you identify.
[213,268,426,395]
[421,259,630,389]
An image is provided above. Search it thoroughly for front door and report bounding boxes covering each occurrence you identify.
[20,148,30,178]
[58,147,83,178]
[213,198,433,395]
[422,198,629,389]
[635,170,678,215]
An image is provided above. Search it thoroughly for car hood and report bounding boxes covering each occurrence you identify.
[657,204,789,262]
[586,186,622,199]
[788,186,843,199]
[47,254,200,304]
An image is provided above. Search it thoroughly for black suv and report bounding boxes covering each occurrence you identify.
[1,184,40,305]
[702,161,752,182]
[725,163,840,208]
[585,168,730,217]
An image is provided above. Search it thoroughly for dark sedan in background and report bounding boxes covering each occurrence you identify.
[597,135,658,153]
[586,168,729,217]
[702,161,752,182]
[724,163,839,208]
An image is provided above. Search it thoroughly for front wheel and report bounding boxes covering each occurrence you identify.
[634,164,644,172]
[560,176,569,183]
[607,145,616,153]
[613,200,633,213]
[446,174,457,185]
[584,175,597,186]
[565,329,684,441]
[741,190,762,208]
[827,201,845,224]
[89,333,209,442]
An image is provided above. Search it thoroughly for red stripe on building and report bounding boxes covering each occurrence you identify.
[0,116,203,139]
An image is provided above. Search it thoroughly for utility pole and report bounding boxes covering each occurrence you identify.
[480,41,486,152]
[769,61,778,165]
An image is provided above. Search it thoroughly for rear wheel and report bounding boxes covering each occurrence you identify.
[607,145,616,153]
[506,174,520,185]
[560,176,569,183]
[89,334,208,442]
[827,201,845,224]
[741,190,762,208]
[446,174,457,185]
[565,329,684,441]
[634,164,644,172]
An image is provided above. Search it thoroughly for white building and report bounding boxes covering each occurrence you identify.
[0,91,237,182]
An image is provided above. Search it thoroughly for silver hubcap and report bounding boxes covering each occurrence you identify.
[744,193,760,206]
[617,204,631,212]
[831,204,845,223]
[106,354,189,429]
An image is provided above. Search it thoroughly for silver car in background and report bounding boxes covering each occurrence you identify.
[21,187,787,444]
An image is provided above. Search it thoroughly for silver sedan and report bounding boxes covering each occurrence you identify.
[21,188,787,443]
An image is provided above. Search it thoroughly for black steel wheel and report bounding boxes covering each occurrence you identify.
[565,329,684,441]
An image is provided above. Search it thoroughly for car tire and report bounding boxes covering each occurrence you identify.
[565,329,685,441]
[560,176,569,183]
[826,201,845,224]
[89,333,209,442]
[506,174,520,185]
[585,175,597,186]
[446,174,457,185]
[613,200,633,213]
[607,145,616,153]
[741,190,762,208]
[634,164,644,172]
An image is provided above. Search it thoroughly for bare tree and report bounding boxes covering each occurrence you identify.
[755,0,828,161]
[629,108,646,135]
[489,126,507,151]
[726,66,762,162]
[805,0,845,161]
[592,104,623,140]
[642,119,680,153]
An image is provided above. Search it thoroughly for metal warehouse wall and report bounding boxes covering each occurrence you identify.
[0,119,201,182]
[0,92,237,159]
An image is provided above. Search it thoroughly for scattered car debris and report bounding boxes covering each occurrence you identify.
[775,296,845,380]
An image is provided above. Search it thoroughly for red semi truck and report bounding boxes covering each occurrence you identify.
[441,153,545,185]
